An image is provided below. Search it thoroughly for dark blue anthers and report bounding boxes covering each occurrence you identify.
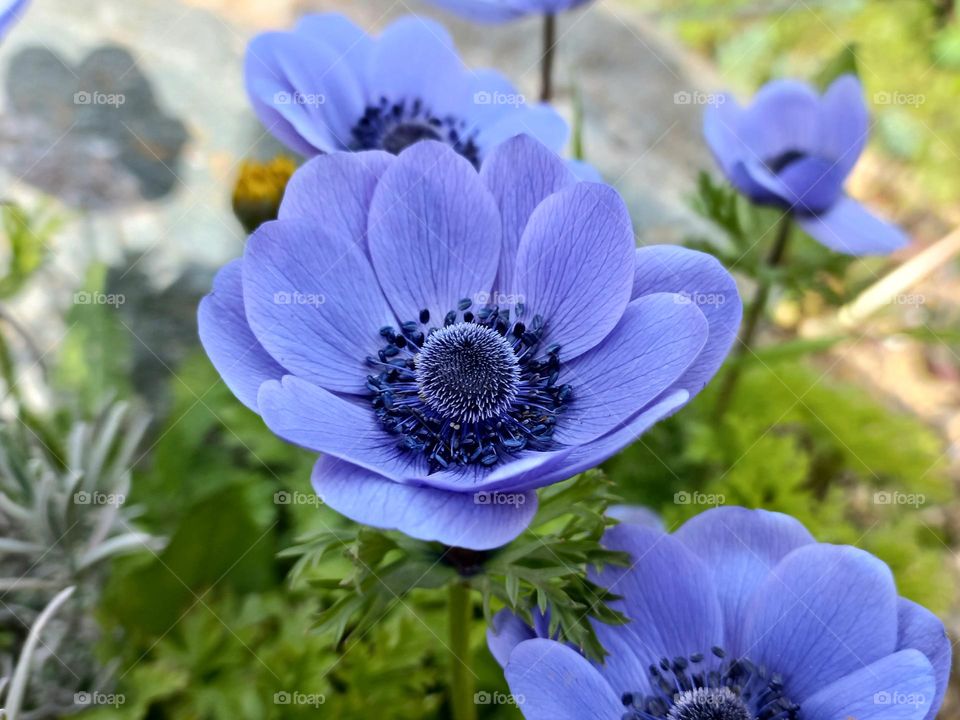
[366,299,572,472]
[351,96,481,168]
[620,648,800,720]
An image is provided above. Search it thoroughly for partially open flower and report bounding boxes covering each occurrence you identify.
[198,135,741,550]
[704,76,908,256]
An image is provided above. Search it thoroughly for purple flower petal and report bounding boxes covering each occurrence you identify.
[555,293,708,445]
[741,544,898,701]
[365,17,467,118]
[368,141,501,324]
[566,159,602,182]
[311,456,536,550]
[465,70,529,130]
[479,134,576,294]
[474,105,568,158]
[197,260,285,412]
[424,0,594,23]
[245,31,365,153]
[243,219,397,394]
[514,183,635,361]
[505,639,623,720]
[797,196,909,256]
[673,507,814,656]
[293,13,373,71]
[631,245,742,397]
[492,389,690,492]
[802,649,935,720]
[0,0,28,39]
[738,79,822,162]
[819,74,868,175]
[771,154,848,213]
[257,375,424,479]
[278,151,393,253]
[593,525,723,662]
[703,95,747,181]
[589,621,655,699]
[897,598,952,720]
[487,609,538,667]
[460,388,688,494]
[605,504,663,529]
[422,0,531,23]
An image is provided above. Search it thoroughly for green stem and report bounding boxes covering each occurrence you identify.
[540,14,557,102]
[448,581,477,720]
[713,215,793,419]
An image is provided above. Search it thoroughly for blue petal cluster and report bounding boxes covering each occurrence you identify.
[704,76,907,256]
[198,135,741,550]
[244,13,569,167]
[493,507,950,720]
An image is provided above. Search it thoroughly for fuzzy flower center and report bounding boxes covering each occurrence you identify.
[365,298,572,472]
[351,97,481,167]
[381,122,443,155]
[415,323,521,423]
[666,688,750,720]
[621,647,799,720]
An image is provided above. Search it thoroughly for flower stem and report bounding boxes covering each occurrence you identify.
[713,215,793,419]
[449,581,477,720]
[540,13,557,102]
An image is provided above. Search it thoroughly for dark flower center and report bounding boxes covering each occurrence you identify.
[381,122,443,155]
[621,647,799,720]
[351,96,481,168]
[416,323,521,423]
[666,688,749,720]
[366,298,572,472]
[764,149,806,175]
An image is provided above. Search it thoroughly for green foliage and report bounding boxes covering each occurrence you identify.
[56,262,134,409]
[92,346,447,719]
[605,359,955,613]
[0,202,58,299]
[284,470,628,664]
[86,591,444,720]
[477,471,629,662]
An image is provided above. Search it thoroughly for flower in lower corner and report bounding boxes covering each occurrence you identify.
[197,135,741,550]
[422,0,592,23]
[244,13,567,169]
[704,75,908,256]
[494,507,951,720]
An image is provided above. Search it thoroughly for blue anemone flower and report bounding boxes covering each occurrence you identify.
[198,135,741,550]
[704,75,908,256]
[422,0,591,23]
[244,13,567,168]
[494,507,951,720]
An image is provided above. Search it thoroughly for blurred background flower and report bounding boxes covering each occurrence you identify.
[245,13,567,166]
[704,75,907,256]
